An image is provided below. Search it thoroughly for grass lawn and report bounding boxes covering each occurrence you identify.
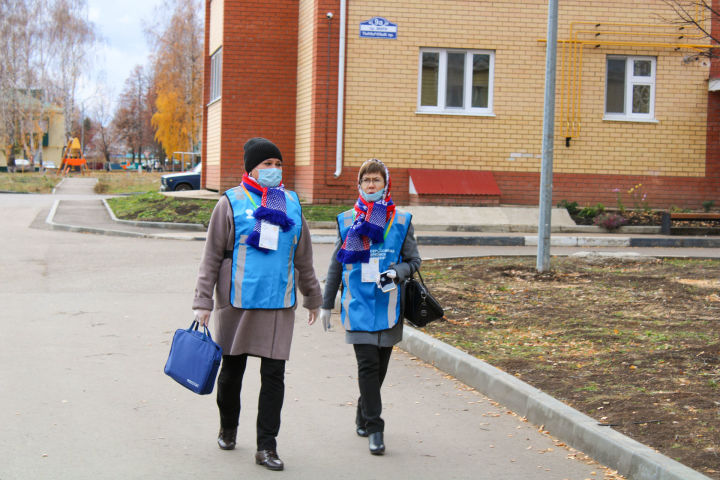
[92,171,164,194]
[420,255,720,478]
[108,191,350,226]
[0,172,62,193]
[107,192,350,226]
[0,171,164,195]
[106,192,216,227]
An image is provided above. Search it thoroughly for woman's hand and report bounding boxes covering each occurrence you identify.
[194,309,211,327]
[307,308,320,325]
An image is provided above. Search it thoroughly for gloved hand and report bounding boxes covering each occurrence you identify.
[194,309,211,327]
[318,308,333,332]
[377,269,398,290]
[307,308,320,325]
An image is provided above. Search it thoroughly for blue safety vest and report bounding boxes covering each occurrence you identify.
[225,186,303,309]
[337,209,412,332]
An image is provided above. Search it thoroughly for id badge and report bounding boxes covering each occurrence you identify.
[259,222,280,250]
[361,257,380,283]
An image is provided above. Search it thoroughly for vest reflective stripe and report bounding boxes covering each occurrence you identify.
[337,209,411,332]
[225,187,303,309]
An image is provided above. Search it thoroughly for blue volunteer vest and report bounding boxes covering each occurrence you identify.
[225,186,303,309]
[338,209,412,332]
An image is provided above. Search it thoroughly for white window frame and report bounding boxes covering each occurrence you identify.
[604,55,656,122]
[417,48,495,116]
[209,47,222,104]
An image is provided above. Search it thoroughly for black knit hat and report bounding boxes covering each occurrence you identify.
[243,137,282,173]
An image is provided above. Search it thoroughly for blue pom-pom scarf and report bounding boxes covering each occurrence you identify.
[242,173,295,252]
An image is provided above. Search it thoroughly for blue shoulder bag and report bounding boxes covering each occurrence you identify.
[164,320,222,395]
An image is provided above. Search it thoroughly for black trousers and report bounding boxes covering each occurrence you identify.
[353,344,393,434]
[216,354,285,451]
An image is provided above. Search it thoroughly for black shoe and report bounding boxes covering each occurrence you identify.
[255,449,284,471]
[217,427,236,450]
[356,425,369,437]
[368,432,385,455]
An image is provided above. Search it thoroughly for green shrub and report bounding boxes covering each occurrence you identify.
[557,200,580,216]
[578,203,605,219]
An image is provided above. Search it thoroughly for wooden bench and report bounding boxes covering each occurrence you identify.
[660,212,720,234]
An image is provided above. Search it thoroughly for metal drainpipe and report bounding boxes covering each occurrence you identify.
[333,0,347,178]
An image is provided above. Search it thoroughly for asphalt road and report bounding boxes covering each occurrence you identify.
[1,192,716,480]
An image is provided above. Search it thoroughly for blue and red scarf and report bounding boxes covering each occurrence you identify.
[242,173,295,252]
[337,188,395,264]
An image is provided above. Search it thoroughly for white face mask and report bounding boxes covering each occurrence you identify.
[257,168,282,187]
[361,188,385,202]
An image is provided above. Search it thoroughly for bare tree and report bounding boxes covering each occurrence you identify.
[87,92,118,166]
[113,65,155,163]
[46,0,98,136]
[0,0,97,165]
[662,1,719,59]
[146,0,203,158]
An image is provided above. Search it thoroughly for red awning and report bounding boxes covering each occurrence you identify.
[408,169,501,196]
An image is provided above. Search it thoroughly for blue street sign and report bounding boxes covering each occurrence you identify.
[359,17,398,39]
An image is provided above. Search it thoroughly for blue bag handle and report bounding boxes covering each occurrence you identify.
[188,320,215,342]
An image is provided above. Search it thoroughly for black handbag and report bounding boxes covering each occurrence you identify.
[402,270,444,328]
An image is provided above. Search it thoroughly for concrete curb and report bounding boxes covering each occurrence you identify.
[398,327,711,480]
[101,198,206,231]
[51,177,66,195]
[306,220,662,235]
[417,234,720,248]
[45,200,206,241]
[629,237,720,248]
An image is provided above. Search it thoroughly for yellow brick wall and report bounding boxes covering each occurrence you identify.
[295,0,315,166]
[342,0,711,177]
[206,102,221,166]
[209,0,223,54]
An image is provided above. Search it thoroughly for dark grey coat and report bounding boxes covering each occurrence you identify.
[193,195,322,360]
[322,214,421,347]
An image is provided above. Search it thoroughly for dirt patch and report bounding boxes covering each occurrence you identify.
[420,256,720,478]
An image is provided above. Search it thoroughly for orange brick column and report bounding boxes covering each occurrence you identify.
[218,0,299,192]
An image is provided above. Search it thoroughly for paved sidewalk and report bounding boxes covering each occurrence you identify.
[33,178,715,480]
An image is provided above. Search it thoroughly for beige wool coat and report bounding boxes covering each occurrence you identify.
[192,194,322,360]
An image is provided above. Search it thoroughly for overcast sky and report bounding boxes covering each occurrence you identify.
[80,0,165,111]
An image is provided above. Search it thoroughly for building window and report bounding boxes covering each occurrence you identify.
[418,48,494,115]
[209,47,222,103]
[605,56,655,121]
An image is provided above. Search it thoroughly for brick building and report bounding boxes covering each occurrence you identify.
[202,0,720,209]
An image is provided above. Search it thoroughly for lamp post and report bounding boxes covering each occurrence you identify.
[537,0,559,273]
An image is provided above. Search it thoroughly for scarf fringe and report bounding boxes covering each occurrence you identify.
[254,206,295,232]
[354,220,384,243]
[245,231,271,253]
[336,247,370,264]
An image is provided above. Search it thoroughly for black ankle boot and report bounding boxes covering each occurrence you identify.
[217,427,237,450]
[368,432,385,455]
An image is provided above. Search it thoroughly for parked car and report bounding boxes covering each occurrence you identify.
[160,163,202,191]
[12,159,32,172]
[43,161,57,170]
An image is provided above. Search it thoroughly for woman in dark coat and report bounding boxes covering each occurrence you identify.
[193,138,322,471]
[318,158,421,455]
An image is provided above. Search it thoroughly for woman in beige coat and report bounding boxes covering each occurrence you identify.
[193,138,321,471]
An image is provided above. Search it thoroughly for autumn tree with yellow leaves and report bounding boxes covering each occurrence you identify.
[147,0,203,159]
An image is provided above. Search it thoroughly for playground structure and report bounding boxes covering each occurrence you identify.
[58,137,87,175]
